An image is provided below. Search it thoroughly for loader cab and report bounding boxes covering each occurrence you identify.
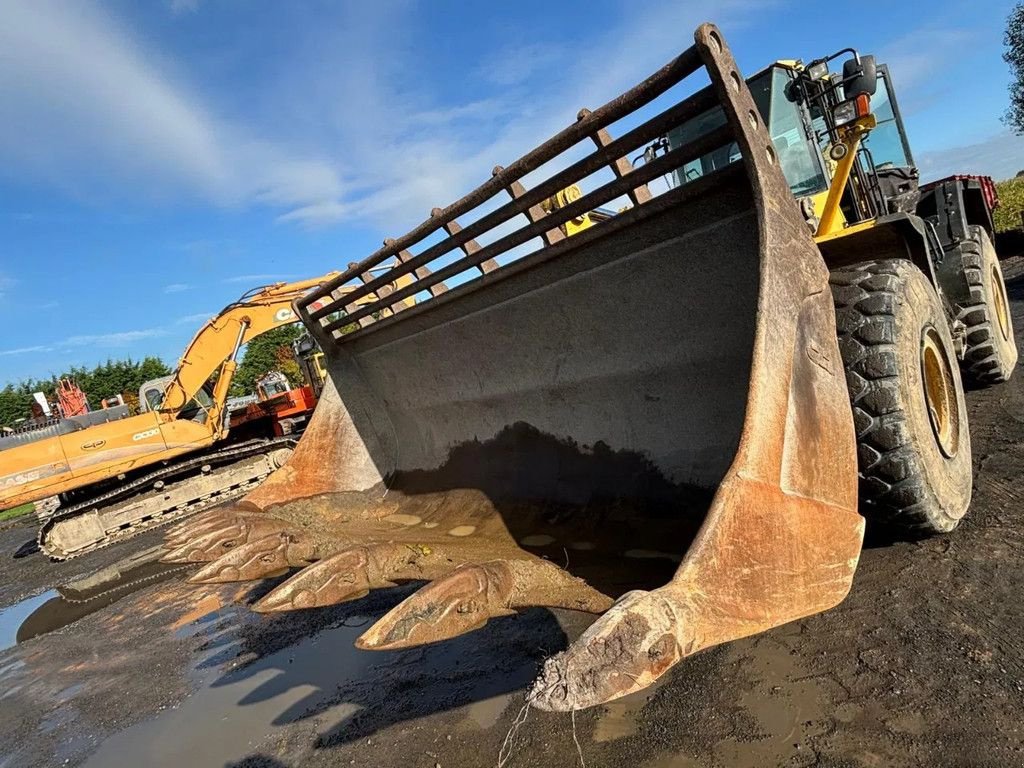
[669,65,831,199]
[667,59,916,228]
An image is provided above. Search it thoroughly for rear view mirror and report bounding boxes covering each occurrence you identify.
[843,55,877,97]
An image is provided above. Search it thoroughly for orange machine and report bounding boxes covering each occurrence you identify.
[229,371,319,437]
[1,273,412,559]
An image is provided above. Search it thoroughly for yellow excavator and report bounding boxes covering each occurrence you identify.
[161,25,1015,712]
[1,274,415,559]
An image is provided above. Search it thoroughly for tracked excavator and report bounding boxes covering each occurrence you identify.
[164,25,1017,711]
[1,274,416,559]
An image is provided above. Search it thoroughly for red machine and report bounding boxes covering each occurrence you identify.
[229,371,317,437]
[56,379,89,418]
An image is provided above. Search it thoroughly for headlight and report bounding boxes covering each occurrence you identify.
[833,99,858,126]
[832,93,871,127]
[807,61,829,81]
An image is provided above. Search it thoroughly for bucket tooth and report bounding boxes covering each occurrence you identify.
[357,563,514,650]
[530,588,685,711]
[253,540,487,613]
[165,517,233,548]
[164,509,251,547]
[165,513,220,539]
[188,532,316,584]
[253,546,395,613]
[161,516,289,563]
[357,559,612,650]
[166,506,245,537]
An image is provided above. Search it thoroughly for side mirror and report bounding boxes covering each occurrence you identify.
[843,55,877,97]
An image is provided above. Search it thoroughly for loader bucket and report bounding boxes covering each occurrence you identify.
[168,24,864,711]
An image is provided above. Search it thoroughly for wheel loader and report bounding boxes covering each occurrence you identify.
[164,24,1017,712]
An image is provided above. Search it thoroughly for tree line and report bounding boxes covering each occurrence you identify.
[0,326,310,429]
[0,356,171,428]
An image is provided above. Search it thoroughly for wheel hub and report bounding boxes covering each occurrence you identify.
[921,327,959,459]
[992,264,1011,342]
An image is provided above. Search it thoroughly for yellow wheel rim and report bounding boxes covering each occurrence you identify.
[992,265,1011,342]
[921,327,959,459]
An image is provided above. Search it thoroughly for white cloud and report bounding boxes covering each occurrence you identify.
[163,283,191,293]
[0,1,343,214]
[0,275,14,300]
[878,26,979,95]
[0,328,168,357]
[63,329,168,347]
[168,0,199,14]
[0,345,53,357]
[0,0,776,233]
[918,131,1024,183]
[271,0,779,230]
[175,312,214,325]
[477,43,564,88]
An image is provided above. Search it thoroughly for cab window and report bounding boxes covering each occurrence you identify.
[669,67,828,198]
[861,70,913,170]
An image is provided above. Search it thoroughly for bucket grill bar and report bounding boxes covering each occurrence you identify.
[495,170,566,247]
[435,214,499,275]
[579,110,653,207]
[299,44,742,337]
[300,46,705,311]
[388,240,449,298]
[320,122,735,335]
[305,84,720,325]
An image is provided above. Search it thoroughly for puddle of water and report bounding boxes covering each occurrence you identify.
[463,692,514,730]
[84,618,374,768]
[10,550,188,647]
[0,591,57,652]
[711,639,827,768]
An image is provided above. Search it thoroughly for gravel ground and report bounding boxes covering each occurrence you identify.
[0,260,1023,768]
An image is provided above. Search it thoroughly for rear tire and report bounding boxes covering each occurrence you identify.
[830,259,972,534]
[957,225,1017,385]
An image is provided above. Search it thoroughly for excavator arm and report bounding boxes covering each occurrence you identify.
[158,274,340,417]
[159,270,417,426]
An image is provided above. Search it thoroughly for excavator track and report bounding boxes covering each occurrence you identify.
[37,438,296,560]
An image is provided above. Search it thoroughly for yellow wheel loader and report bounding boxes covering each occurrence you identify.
[1,275,412,560]
[165,24,1016,711]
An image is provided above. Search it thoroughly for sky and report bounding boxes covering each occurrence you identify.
[1,0,1023,386]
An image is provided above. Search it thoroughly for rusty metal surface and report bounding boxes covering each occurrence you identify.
[531,23,862,711]
[167,23,863,712]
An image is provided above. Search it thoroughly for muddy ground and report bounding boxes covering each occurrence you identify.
[2,263,1024,768]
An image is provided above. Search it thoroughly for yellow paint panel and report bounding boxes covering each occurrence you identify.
[814,218,878,245]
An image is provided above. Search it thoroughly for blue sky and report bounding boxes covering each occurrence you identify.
[2,0,1022,386]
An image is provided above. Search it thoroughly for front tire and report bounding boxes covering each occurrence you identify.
[830,259,972,534]
[957,225,1017,385]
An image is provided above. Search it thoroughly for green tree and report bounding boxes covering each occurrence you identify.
[1005,3,1024,134]
[69,356,172,407]
[995,176,1024,232]
[0,356,170,429]
[0,382,41,428]
[231,324,304,397]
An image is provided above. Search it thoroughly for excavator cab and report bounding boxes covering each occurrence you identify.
[139,375,214,425]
